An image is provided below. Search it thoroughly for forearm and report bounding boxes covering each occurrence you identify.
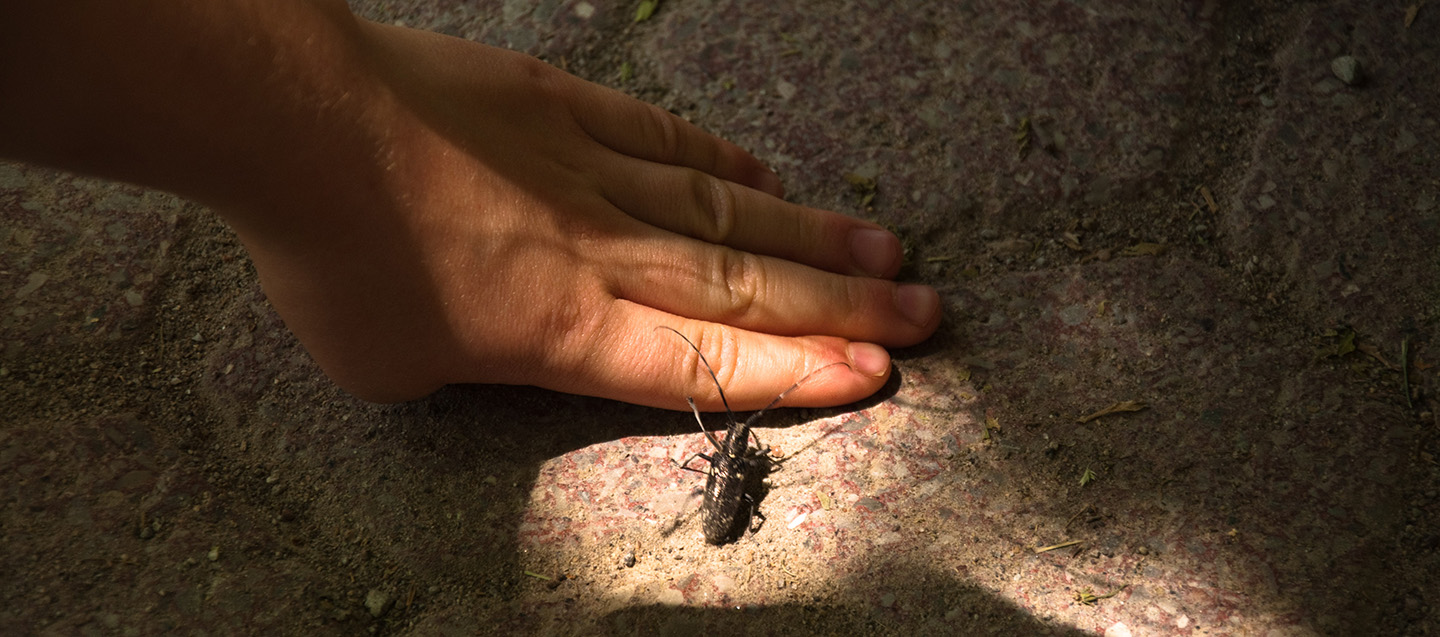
[0,0,392,234]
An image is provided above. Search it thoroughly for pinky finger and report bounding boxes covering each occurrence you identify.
[564,78,784,198]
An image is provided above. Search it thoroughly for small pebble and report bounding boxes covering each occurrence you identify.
[787,511,809,529]
[622,550,635,568]
[712,574,736,594]
[658,588,686,606]
[207,546,219,562]
[1330,55,1362,85]
[364,589,393,618]
[988,238,1032,255]
[16,272,48,299]
[1104,622,1133,637]
[1404,595,1425,619]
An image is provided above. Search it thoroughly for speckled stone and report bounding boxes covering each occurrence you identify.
[2,1,1437,636]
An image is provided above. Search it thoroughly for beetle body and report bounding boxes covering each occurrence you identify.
[660,327,846,545]
[695,410,774,543]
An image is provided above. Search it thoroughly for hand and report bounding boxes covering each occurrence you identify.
[0,1,941,409]
[232,16,941,408]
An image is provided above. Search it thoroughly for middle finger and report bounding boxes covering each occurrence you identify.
[607,228,940,348]
[596,154,904,280]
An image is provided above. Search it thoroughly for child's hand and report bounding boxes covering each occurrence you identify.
[0,2,941,409]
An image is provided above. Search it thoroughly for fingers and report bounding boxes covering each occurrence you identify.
[566,77,784,198]
[607,231,939,347]
[596,156,903,279]
[550,81,935,411]
[549,303,892,411]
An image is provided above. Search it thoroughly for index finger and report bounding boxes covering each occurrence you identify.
[542,302,892,412]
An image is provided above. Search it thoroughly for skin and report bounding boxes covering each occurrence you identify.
[0,1,941,410]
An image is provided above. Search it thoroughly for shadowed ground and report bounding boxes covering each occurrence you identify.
[2,1,1436,634]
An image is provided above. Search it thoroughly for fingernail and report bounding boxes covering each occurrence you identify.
[849,228,900,278]
[896,284,939,327]
[848,342,890,377]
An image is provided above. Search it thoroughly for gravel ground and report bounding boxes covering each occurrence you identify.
[2,1,1437,635]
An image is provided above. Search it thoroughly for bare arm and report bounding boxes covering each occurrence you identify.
[0,0,941,408]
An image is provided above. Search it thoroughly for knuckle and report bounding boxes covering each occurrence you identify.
[533,287,604,376]
[690,171,736,242]
[514,55,567,102]
[716,249,765,321]
[514,53,554,82]
[683,325,739,403]
[646,105,683,164]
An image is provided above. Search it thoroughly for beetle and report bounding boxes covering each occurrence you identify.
[659,327,848,544]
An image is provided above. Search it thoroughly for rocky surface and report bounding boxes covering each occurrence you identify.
[3,1,1436,634]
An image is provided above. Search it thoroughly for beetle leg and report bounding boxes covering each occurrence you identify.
[746,494,767,534]
[674,452,714,474]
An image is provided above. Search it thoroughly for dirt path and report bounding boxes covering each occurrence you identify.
[2,1,1436,634]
